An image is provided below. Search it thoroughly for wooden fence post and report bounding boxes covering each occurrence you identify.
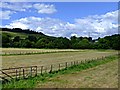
[65,62,67,68]
[30,67,32,77]
[50,65,53,73]
[74,61,75,65]
[16,70,18,80]
[71,62,73,66]
[23,69,25,79]
[58,64,60,70]
[35,66,37,76]
[19,68,21,79]
[41,66,43,75]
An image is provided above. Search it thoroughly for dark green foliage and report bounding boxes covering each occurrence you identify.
[1,28,120,50]
[53,37,70,49]
[13,36,20,42]
[19,39,34,48]
[2,28,44,35]
[26,35,37,42]
[2,33,11,47]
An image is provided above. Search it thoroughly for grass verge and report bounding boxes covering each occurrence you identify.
[2,55,118,89]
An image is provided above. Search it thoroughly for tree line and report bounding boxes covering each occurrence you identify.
[1,28,120,50]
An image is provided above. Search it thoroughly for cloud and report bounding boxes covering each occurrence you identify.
[1,2,57,14]
[0,2,57,20]
[0,2,32,12]
[5,22,29,29]
[5,17,68,37]
[5,10,118,39]
[33,3,57,14]
[74,10,118,38]
[0,10,13,19]
[0,2,32,19]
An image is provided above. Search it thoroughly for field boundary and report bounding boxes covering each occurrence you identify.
[1,50,81,56]
[1,54,118,84]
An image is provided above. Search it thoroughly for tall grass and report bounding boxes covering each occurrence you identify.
[2,55,118,88]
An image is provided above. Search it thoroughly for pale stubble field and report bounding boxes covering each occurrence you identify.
[1,48,118,88]
[2,48,118,69]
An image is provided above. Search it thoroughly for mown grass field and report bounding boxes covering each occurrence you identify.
[36,59,118,88]
[2,55,118,88]
[2,48,117,69]
[1,48,80,55]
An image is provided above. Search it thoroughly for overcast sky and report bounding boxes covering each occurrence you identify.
[0,2,118,39]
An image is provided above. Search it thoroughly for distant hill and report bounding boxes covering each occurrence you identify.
[1,28,52,39]
[1,28,120,50]
[1,28,44,35]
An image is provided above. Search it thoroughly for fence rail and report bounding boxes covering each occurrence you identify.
[0,54,117,83]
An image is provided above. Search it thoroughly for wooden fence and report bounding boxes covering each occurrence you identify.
[0,55,116,83]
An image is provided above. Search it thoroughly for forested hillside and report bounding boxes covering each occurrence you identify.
[1,28,120,50]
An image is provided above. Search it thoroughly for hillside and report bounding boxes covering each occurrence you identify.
[1,28,120,50]
[1,28,48,39]
[1,28,45,35]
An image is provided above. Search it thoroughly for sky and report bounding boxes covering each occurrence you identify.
[0,2,118,39]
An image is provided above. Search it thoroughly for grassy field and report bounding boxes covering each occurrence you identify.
[36,58,118,88]
[2,49,117,69]
[2,55,118,88]
[1,48,80,55]
[2,31,27,39]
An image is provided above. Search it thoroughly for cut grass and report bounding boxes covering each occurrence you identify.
[1,48,117,56]
[1,50,81,56]
[1,48,81,56]
[37,58,118,88]
[2,55,118,88]
[2,50,117,69]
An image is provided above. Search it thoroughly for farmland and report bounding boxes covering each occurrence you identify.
[1,2,119,89]
[1,48,118,88]
[1,48,80,55]
[2,54,118,88]
[36,58,118,88]
[2,48,117,69]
